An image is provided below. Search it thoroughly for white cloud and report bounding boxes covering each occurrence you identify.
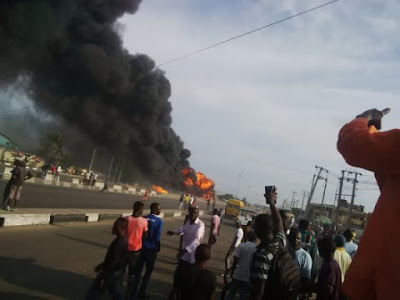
[120,0,400,212]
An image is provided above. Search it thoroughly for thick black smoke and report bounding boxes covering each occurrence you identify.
[0,0,191,187]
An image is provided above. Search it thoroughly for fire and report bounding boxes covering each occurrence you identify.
[181,168,215,198]
[152,185,168,194]
[195,172,215,190]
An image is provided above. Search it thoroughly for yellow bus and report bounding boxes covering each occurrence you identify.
[225,199,245,218]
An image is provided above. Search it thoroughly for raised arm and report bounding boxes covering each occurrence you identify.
[338,111,400,174]
[266,187,283,233]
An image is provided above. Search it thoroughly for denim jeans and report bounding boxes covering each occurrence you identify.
[126,250,140,299]
[226,278,250,300]
[130,249,157,299]
[86,270,124,300]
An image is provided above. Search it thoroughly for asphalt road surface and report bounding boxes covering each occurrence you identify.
[0,180,208,211]
[0,217,235,299]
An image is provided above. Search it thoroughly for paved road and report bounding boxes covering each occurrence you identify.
[0,217,236,299]
[0,180,208,211]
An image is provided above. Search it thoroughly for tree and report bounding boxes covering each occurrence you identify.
[39,131,69,165]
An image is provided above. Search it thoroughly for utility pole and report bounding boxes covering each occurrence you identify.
[348,171,362,228]
[333,170,345,224]
[88,148,97,171]
[290,191,296,214]
[305,166,328,218]
[112,157,121,183]
[299,191,309,219]
[321,178,328,215]
[117,158,125,184]
[107,157,114,179]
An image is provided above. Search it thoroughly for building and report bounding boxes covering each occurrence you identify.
[0,133,19,150]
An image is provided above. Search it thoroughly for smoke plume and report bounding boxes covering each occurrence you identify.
[0,0,191,187]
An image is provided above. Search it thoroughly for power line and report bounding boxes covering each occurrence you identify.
[155,0,344,68]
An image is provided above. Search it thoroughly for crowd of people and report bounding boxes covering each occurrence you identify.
[86,188,361,300]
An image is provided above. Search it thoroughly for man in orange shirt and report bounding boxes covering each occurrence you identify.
[124,201,148,299]
[337,107,400,300]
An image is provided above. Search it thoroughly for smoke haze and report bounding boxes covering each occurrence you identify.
[0,0,191,187]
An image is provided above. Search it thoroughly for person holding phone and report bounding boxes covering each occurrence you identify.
[250,186,300,300]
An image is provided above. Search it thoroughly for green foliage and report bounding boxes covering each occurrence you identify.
[39,131,71,165]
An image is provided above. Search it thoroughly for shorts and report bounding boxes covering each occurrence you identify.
[8,185,22,201]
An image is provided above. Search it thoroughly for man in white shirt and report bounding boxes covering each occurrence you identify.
[225,219,244,270]
[167,207,205,264]
[226,231,257,300]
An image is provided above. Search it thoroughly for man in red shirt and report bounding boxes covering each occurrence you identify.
[124,201,148,299]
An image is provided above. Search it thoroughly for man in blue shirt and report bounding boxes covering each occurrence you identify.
[131,203,163,299]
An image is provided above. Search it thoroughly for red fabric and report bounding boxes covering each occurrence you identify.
[124,216,148,251]
[337,118,400,300]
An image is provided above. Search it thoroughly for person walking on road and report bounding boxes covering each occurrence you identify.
[131,203,163,300]
[124,201,148,299]
[178,194,185,210]
[169,244,217,300]
[225,220,243,270]
[3,159,32,211]
[86,218,128,300]
[208,208,221,251]
[167,207,205,265]
[141,188,149,202]
[54,165,61,181]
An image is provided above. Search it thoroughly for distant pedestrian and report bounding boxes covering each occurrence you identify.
[167,207,205,265]
[124,201,148,299]
[226,231,257,300]
[131,203,163,300]
[169,244,216,300]
[86,218,128,300]
[343,229,358,258]
[54,165,61,181]
[3,160,32,211]
[92,173,98,187]
[178,194,185,210]
[101,177,109,192]
[183,194,190,211]
[333,235,352,283]
[141,188,149,202]
[316,237,342,300]
[89,171,95,186]
[208,208,221,251]
[206,198,211,210]
[225,219,243,270]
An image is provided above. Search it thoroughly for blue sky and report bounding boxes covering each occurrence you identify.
[120,0,400,212]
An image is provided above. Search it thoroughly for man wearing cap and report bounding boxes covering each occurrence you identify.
[225,219,244,270]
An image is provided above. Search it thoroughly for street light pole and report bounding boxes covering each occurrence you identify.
[88,148,97,171]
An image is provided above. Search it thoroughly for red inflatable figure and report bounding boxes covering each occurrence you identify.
[337,108,399,300]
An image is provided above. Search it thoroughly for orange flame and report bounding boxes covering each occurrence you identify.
[195,172,215,190]
[152,185,168,194]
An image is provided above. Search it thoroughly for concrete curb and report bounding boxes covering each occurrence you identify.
[0,209,202,227]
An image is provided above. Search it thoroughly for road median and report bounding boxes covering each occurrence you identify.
[0,208,204,227]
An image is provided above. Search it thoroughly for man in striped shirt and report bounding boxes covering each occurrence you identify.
[250,187,287,300]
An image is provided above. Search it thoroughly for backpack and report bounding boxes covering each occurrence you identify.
[267,243,301,299]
